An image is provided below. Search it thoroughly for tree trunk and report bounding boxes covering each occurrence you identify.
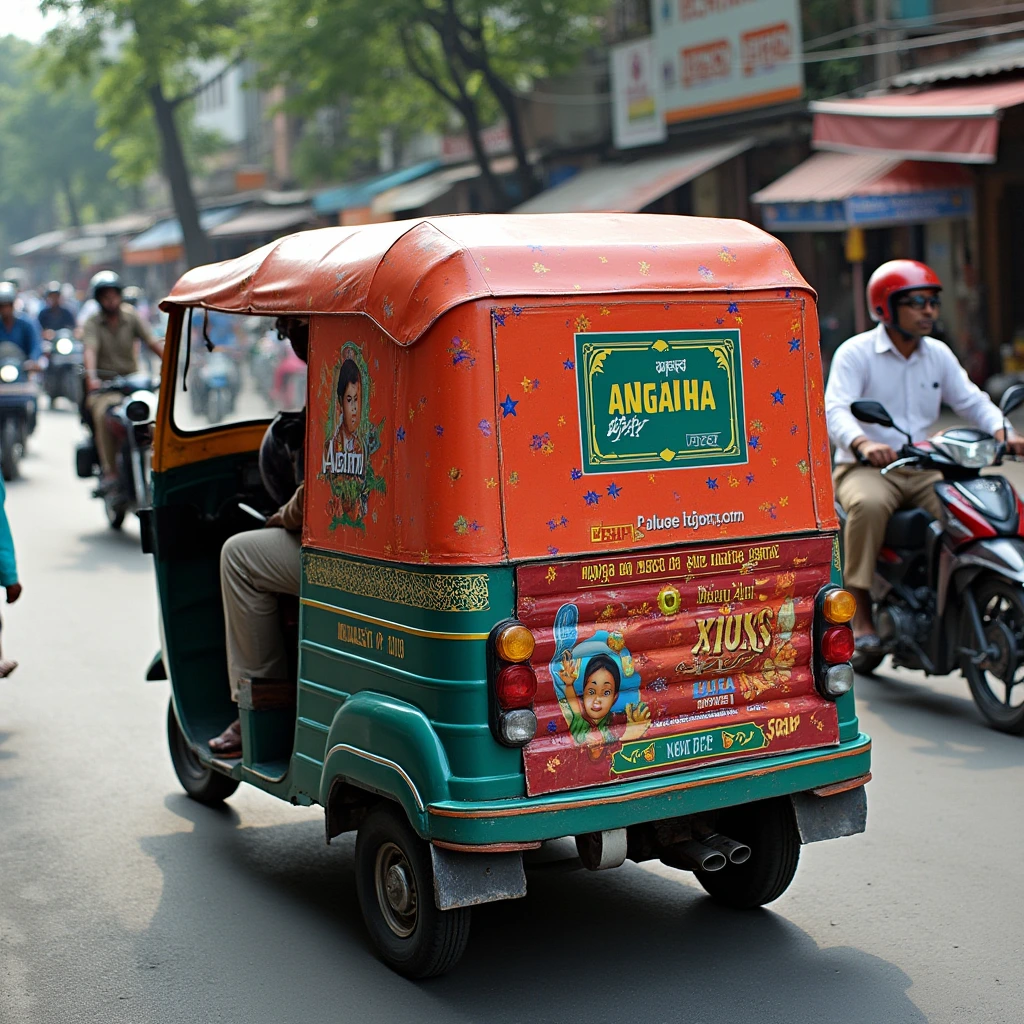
[459,101,508,212]
[61,175,81,230]
[478,76,536,203]
[148,82,212,268]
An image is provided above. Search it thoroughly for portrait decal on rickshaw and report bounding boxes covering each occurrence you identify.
[320,342,386,530]
[551,603,652,752]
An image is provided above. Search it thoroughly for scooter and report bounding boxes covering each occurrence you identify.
[842,385,1024,733]
[41,329,84,408]
[0,342,39,481]
[76,373,158,530]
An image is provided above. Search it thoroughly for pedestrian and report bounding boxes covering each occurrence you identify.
[0,474,21,677]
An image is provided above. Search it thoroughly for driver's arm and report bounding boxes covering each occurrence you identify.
[267,483,304,532]
[133,308,164,359]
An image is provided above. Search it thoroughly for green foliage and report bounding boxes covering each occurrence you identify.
[249,0,609,185]
[801,0,864,99]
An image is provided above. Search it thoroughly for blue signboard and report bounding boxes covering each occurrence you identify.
[761,187,973,232]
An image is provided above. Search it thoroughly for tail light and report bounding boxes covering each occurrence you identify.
[489,619,538,747]
[815,585,856,699]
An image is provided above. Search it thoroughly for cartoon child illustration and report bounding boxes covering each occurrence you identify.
[322,356,364,478]
[551,603,652,750]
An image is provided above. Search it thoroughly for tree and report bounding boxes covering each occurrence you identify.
[41,0,244,267]
[251,0,610,209]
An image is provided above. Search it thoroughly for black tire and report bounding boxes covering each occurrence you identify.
[852,650,885,675]
[207,388,227,424]
[166,700,240,805]
[961,577,1024,734]
[694,798,800,909]
[355,803,471,978]
[105,497,125,531]
[1,420,18,481]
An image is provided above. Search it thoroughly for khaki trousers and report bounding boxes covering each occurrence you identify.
[220,527,301,700]
[834,464,943,590]
[86,392,124,477]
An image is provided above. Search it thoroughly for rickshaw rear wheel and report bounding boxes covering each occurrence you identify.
[166,700,240,805]
[355,803,471,978]
[694,797,800,909]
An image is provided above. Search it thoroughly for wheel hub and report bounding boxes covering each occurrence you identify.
[375,842,418,938]
[982,618,1017,682]
[385,863,413,914]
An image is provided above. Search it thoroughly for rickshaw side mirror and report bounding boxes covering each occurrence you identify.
[851,400,894,429]
[1000,383,1024,417]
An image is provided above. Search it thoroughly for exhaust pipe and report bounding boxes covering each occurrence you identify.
[661,839,727,873]
[701,832,751,865]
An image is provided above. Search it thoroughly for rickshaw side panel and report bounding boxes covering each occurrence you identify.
[304,312,504,564]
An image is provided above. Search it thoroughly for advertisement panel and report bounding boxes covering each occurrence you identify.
[653,0,804,125]
[610,37,667,149]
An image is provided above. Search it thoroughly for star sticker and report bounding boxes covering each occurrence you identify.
[500,395,518,418]
[571,468,582,480]
[749,436,760,450]
[789,338,801,352]
[751,357,760,368]
[547,519,557,531]
[396,426,406,441]
[706,477,718,490]
[434,424,444,437]
[563,359,574,370]
[746,473,755,484]
[607,482,622,498]
[771,389,785,405]
[584,491,600,505]
[521,376,532,392]
[546,566,557,582]
[492,310,506,326]
[728,302,739,314]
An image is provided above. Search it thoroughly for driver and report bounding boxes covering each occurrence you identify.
[38,282,76,338]
[825,260,1024,652]
[82,271,164,489]
[208,318,308,758]
[0,281,41,361]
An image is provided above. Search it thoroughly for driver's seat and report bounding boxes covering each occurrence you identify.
[883,507,934,549]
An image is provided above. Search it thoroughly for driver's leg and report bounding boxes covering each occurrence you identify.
[834,464,902,637]
[87,392,120,483]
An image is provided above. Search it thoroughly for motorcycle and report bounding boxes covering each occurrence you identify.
[41,329,84,408]
[76,373,158,530]
[842,385,1024,732]
[189,349,239,424]
[0,342,39,481]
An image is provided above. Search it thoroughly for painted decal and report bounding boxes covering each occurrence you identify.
[575,329,746,474]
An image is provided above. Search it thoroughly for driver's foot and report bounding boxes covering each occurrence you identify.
[209,718,242,757]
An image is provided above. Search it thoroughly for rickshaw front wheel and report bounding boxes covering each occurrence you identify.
[166,700,240,806]
[693,797,800,909]
[355,803,471,979]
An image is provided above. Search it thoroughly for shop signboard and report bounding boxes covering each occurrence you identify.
[610,37,667,149]
[652,0,804,125]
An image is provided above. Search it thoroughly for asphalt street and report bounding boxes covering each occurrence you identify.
[2,407,1023,1024]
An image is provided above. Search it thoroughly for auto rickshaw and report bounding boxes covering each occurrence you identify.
[145,214,871,978]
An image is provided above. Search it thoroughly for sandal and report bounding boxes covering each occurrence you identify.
[208,718,242,757]
[0,660,17,678]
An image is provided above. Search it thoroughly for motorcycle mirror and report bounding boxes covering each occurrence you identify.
[1000,383,1024,416]
[851,400,895,428]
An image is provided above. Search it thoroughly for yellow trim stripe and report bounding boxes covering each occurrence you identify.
[301,597,490,641]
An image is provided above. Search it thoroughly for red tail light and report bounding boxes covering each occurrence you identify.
[495,663,537,709]
[821,626,855,664]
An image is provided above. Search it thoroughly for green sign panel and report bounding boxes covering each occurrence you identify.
[575,330,746,475]
[611,722,768,776]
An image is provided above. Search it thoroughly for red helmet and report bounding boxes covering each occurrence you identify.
[866,260,942,325]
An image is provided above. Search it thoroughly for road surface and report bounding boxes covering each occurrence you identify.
[1,407,1022,1023]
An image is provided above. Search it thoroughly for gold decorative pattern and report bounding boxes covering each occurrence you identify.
[303,552,490,612]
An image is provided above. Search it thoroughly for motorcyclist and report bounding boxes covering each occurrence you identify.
[0,282,41,362]
[825,259,1024,651]
[38,282,76,338]
[208,317,308,758]
[82,271,164,489]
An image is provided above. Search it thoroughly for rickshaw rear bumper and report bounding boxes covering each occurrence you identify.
[422,734,871,846]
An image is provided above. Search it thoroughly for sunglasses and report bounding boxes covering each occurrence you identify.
[898,295,941,311]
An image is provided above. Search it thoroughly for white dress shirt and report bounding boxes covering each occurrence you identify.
[825,323,1006,465]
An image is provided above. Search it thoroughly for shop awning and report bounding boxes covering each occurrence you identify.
[207,205,314,239]
[752,151,974,231]
[513,139,753,213]
[123,207,242,265]
[370,157,519,216]
[313,161,442,216]
[811,79,1024,164]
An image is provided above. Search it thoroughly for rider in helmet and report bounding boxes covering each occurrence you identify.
[82,271,165,488]
[208,317,308,758]
[38,281,76,338]
[0,281,41,362]
[825,259,1024,651]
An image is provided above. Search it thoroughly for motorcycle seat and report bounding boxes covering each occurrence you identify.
[884,507,934,548]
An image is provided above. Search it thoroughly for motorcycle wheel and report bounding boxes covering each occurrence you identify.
[961,577,1024,734]
[852,650,885,676]
[1,420,19,481]
[105,495,125,530]
[167,700,240,806]
[207,389,227,425]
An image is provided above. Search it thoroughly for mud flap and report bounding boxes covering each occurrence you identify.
[791,785,867,844]
[430,846,527,910]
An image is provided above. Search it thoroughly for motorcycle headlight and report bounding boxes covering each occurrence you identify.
[0,364,20,383]
[936,435,997,469]
[125,399,151,422]
[55,337,74,356]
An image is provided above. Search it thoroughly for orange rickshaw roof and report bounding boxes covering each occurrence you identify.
[161,213,812,345]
